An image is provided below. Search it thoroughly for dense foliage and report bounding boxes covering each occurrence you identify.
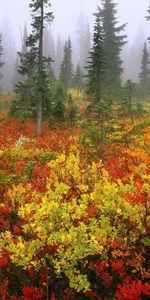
[0,1,150,299]
[0,104,150,299]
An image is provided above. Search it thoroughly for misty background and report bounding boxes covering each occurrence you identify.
[0,0,149,91]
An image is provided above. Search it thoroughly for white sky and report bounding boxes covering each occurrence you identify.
[0,0,149,47]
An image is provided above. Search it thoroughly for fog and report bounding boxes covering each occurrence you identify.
[0,0,150,90]
[0,0,149,41]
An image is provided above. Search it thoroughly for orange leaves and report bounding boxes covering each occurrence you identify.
[0,248,10,268]
[32,163,51,178]
[0,116,150,299]
[122,148,150,165]
[12,225,22,235]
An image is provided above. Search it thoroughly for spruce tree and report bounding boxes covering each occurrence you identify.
[0,33,4,82]
[139,42,150,94]
[85,5,114,155]
[86,6,105,104]
[100,0,127,94]
[14,0,54,135]
[59,37,73,90]
[72,64,84,89]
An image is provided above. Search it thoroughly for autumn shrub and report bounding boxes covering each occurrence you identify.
[0,117,149,299]
[0,148,149,298]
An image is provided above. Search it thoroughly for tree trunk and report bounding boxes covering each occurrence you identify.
[36,1,44,136]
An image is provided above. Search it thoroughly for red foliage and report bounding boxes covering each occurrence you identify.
[86,290,99,299]
[22,286,44,300]
[0,249,10,268]
[110,259,125,276]
[0,118,149,299]
[0,279,8,300]
[116,280,150,300]
[63,288,75,300]
[12,225,22,235]
[51,292,57,300]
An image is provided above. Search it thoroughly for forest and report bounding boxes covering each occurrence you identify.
[0,0,150,299]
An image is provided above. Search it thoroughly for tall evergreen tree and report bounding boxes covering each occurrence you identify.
[86,6,105,103]
[59,37,73,90]
[14,0,54,135]
[100,0,127,93]
[0,33,4,82]
[73,64,84,89]
[139,42,150,91]
[85,6,113,155]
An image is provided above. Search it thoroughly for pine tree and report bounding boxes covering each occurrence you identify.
[139,42,150,92]
[59,37,73,90]
[100,0,127,94]
[85,6,114,155]
[0,33,4,81]
[14,0,54,135]
[72,64,84,89]
[86,6,105,103]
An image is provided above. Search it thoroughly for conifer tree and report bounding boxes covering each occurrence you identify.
[14,0,54,135]
[73,64,84,89]
[85,6,114,155]
[0,33,4,81]
[86,6,105,103]
[59,37,73,90]
[100,0,127,94]
[139,42,150,93]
